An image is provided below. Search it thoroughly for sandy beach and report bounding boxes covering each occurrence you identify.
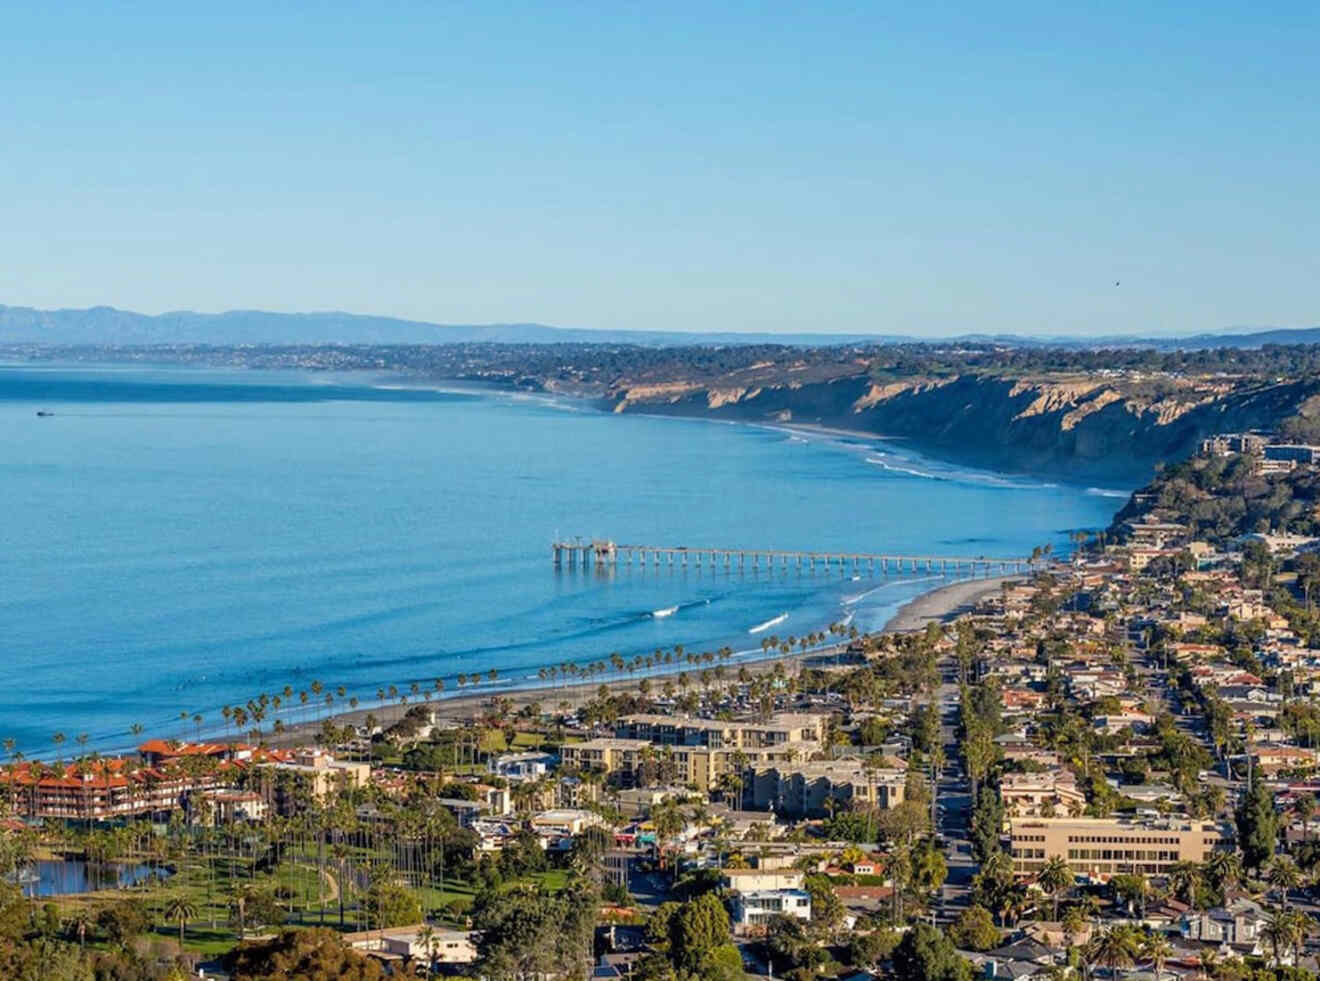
[883,574,1021,632]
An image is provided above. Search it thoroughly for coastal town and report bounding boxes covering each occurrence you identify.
[8,430,1320,980]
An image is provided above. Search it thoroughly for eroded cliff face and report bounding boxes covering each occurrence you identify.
[604,373,1320,484]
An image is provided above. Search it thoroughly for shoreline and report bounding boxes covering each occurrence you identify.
[883,574,1021,632]
[261,570,1029,746]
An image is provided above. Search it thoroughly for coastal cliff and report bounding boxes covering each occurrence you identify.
[603,373,1320,485]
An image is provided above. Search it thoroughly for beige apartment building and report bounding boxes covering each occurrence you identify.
[747,761,906,816]
[1010,817,1229,878]
[560,736,818,793]
[558,738,653,777]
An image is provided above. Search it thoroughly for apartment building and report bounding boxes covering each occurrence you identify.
[558,738,652,777]
[613,713,828,750]
[563,731,822,793]
[745,760,906,816]
[1009,816,1229,877]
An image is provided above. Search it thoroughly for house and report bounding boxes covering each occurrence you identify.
[1181,898,1269,946]
[530,808,605,836]
[720,868,805,893]
[730,889,811,929]
[344,925,478,965]
[490,751,556,781]
[198,790,267,824]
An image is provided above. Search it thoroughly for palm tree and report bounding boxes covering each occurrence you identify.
[1262,908,1298,967]
[1267,856,1301,909]
[1086,925,1137,978]
[1140,931,1173,981]
[1166,860,1202,906]
[1038,855,1074,921]
[164,894,199,945]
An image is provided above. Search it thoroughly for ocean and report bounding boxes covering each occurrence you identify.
[0,362,1123,755]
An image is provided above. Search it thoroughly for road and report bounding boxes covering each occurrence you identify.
[934,657,975,924]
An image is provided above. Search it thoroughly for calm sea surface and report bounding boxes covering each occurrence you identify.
[0,363,1123,755]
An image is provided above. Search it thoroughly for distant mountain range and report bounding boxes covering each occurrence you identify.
[2,303,1317,350]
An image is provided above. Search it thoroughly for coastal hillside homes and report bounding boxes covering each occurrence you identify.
[1000,687,1047,716]
[1091,711,1155,735]
[1009,816,1229,878]
[999,770,1086,819]
[1122,518,1189,549]
[745,759,906,816]
[1250,743,1320,777]
[612,713,828,750]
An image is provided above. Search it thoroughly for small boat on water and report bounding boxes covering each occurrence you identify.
[35,410,54,417]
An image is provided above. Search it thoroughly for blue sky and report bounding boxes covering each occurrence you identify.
[1,2,1315,336]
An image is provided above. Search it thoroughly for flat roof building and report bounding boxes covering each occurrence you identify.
[1010,816,1229,878]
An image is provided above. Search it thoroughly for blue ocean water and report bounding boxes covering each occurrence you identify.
[0,363,1123,755]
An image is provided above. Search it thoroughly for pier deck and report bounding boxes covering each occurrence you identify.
[551,539,1038,575]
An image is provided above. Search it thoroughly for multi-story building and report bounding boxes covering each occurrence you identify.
[745,760,906,816]
[731,889,812,929]
[1009,816,1229,878]
[558,738,652,778]
[561,733,820,793]
[613,713,828,750]
[1,758,222,822]
[999,770,1086,819]
[259,749,371,814]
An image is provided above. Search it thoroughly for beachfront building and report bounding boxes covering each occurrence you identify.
[1009,816,1229,878]
[745,759,906,816]
[1,757,229,822]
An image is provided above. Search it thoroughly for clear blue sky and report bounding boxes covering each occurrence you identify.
[2,2,1315,336]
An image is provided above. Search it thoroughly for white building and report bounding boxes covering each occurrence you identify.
[731,889,812,928]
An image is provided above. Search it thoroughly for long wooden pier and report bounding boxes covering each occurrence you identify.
[552,539,1038,576]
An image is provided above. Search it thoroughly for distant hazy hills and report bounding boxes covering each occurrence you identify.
[1,303,1316,350]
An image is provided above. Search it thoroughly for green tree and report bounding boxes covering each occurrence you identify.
[891,922,973,981]
[163,895,198,946]
[1235,772,1278,872]
[949,904,1000,951]
[95,899,149,948]
[1085,925,1138,978]
[1037,856,1074,921]
[226,928,385,980]
[969,787,1005,863]
[669,892,734,976]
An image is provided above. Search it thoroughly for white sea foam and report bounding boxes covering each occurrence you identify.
[749,612,789,633]
[842,574,943,606]
[1085,486,1129,498]
[651,606,679,618]
[864,457,940,480]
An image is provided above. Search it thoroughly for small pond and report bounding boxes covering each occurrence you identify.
[14,860,170,897]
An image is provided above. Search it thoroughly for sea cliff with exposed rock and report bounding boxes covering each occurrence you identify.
[602,372,1320,485]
